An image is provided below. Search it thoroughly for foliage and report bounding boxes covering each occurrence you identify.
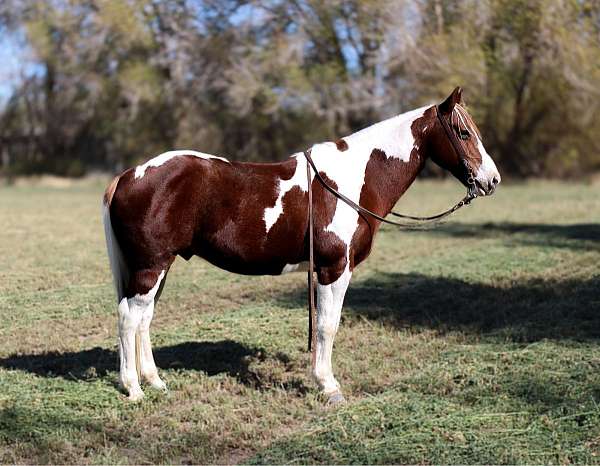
[0,179,599,463]
[0,0,599,177]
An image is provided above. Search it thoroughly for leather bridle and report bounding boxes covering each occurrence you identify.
[305,104,478,359]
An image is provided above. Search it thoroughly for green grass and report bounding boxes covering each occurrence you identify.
[0,178,599,464]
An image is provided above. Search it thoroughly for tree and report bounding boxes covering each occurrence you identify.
[0,0,598,177]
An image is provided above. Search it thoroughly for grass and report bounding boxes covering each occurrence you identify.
[0,178,599,464]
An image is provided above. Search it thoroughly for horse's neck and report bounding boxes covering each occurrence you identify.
[341,106,430,216]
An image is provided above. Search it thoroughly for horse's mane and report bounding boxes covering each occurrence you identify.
[453,104,482,140]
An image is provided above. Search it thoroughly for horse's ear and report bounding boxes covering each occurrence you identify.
[439,87,463,114]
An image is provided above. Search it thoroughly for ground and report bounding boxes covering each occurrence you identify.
[0,178,599,464]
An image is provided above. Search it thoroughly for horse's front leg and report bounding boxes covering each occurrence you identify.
[312,264,352,405]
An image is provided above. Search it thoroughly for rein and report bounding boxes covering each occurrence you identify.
[305,104,478,359]
[306,158,317,365]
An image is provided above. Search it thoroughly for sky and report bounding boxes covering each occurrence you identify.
[0,29,43,108]
[0,32,23,104]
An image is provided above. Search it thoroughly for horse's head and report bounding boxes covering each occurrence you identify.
[428,87,500,197]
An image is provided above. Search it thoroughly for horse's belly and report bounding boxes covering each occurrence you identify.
[186,221,307,276]
[192,249,305,276]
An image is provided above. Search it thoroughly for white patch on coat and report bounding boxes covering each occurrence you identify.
[134,150,229,179]
[263,154,310,233]
[474,135,501,187]
[309,106,427,254]
[344,106,428,162]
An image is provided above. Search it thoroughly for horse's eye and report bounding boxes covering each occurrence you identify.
[459,129,471,140]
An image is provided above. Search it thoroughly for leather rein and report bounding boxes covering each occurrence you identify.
[305,104,478,359]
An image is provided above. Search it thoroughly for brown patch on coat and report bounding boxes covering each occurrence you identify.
[127,267,173,297]
[311,172,348,285]
[335,139,349,151]
[187,158,303,276]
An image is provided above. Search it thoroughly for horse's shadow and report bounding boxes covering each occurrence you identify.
[412,221,600,250]
[0,340,308,393]
[279,272,600,342]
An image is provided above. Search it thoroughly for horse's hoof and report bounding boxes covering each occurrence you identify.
[127,387,145,402]
[326,391,346,407]
[148,377,167,392]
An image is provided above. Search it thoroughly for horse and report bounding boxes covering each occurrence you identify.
[102,87,500,403]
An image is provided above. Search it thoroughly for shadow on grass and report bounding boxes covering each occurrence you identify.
[0,340,307,393]
[0,405,99,444]
[417,221,600,250]
[279,273,600,342]
[0,403,216,462]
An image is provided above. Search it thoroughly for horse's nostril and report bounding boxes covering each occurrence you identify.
[492,176,499,186]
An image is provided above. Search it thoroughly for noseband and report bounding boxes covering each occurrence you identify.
[304,105,478,357]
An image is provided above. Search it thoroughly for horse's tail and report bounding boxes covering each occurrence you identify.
[102,174,129,302]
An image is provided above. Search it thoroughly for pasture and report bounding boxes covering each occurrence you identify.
[0,178,599,464]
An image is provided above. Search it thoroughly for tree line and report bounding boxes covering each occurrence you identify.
[0,0,599,178]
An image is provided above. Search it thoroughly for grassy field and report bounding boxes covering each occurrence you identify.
[0,178,599,464]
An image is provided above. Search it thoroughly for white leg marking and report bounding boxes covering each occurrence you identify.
[134,150,229,179]
[118,270,165,400]
[137,297,167,391]
[118,297,144,401]
[312,265,352,396]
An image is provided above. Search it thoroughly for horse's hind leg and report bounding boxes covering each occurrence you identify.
[118,296,144,401]
[119,267,168,400]
[312,264,352,405]
[136,268,170,391]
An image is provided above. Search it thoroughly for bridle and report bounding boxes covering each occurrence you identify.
[436,104,479,203]
[305,104,478,360]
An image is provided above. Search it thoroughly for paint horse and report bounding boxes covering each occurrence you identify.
[103,87,500,403]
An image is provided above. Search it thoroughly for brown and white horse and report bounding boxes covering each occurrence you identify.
[102,87,500,403]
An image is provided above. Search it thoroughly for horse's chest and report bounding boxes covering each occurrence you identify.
[349,219,379,269]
